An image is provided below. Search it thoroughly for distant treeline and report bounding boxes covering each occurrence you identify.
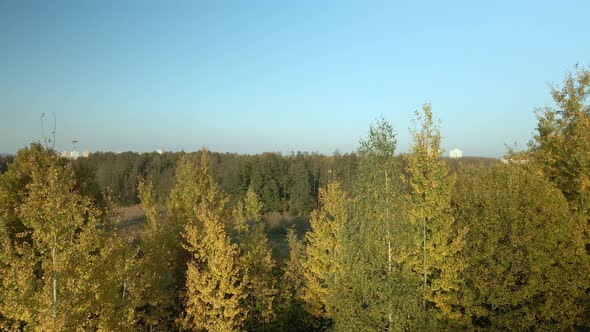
[71,150,497,213]
[73,151,357,215]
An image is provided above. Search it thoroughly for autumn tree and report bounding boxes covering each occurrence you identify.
[275,228,310,331]
[166,149,224,314]
[179,149,248,332]
[135,177,176,330]
[529,66,590,215]
[89,189,143,331]
[525,66,590,327]
[232,186,277,330]
[0,144,105,330]
[405,104,467,327]
[0,146,61,330]
[168,151,215,236]
[453,165,588,330]
[301,181,348,325]
[182,191,247,332]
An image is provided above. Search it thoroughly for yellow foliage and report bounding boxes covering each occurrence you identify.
[406,104,468,327]
[301,181,348,319]
[180,149,248,331]
[232,186,277,328]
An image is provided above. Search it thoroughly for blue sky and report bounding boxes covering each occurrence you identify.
[1,0,588,157]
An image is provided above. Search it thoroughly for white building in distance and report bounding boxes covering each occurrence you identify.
[60,150,88,160]
[450,148,463,159]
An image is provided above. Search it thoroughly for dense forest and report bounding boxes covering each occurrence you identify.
[71,148,496,214]
[0,67,589,331]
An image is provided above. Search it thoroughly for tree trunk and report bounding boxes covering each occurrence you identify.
[385,170,392,330]
[423,216,427,311]
[52,234,57,323]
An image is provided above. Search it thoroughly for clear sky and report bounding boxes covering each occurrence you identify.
[1,0,588,157]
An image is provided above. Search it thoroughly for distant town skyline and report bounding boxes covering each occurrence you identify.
[2,1,589,157]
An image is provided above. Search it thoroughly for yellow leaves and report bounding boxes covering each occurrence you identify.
[531,66,590,218]
[0,144,115,330]
[302,181,348,319]
[454,165,588,330]
[231,201,249,234]
[232,188,277,328]
[244,185,264,222]
[168,150,222,233]
[138,176,159,229]
[405,105,469,326]
[183,211,248,331]
[179,149,248,332]
[137,177,175,327]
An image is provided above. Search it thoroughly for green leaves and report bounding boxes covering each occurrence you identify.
[334,117,423,331]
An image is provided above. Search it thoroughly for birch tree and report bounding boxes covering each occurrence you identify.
[335,118,421,331]
[0,144,104,330]
[405,104,467,327]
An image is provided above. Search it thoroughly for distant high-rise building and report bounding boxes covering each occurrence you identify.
[70,150,80,160]
[156,149,164,155]
[450,148,463,159]
[61,150,70,158]
[83,150,90,158]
